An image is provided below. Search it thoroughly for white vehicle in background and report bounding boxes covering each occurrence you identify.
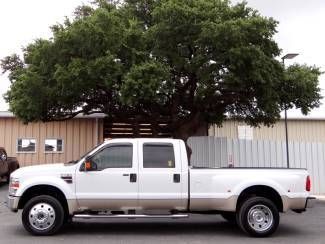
[7,138,313,237]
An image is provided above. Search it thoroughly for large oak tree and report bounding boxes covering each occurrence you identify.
[1,0,322,154]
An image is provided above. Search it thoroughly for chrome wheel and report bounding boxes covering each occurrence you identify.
[28,203,56,231]
[247,204,273,232]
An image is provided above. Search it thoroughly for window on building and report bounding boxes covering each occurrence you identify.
[45,139,63,153]
[143,143,175,168]
[238,125,254,140]
[91,144,133,170]
[17,139,36,153]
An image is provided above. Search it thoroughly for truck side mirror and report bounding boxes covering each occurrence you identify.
[84,156,97,171]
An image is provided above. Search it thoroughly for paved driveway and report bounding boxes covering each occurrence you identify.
[0,184,325,244]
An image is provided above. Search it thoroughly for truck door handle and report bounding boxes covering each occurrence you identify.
[173,174,180,183]
[130,173,137,183]
[122,173,129,176]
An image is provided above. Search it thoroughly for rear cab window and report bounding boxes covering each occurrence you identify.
[143,143,175,168]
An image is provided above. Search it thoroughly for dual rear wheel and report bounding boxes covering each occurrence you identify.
[222,196,279,237]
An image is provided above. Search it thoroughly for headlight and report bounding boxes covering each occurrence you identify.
[9,177,20,196]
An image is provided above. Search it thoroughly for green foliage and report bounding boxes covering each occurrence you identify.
[281,65,322,114]
[1,0,322,139]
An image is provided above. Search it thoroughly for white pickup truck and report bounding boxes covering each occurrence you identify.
[7,138,312,237]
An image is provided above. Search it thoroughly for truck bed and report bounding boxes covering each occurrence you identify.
[188,167,309,212]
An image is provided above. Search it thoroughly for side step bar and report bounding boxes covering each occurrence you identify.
[74,214,189,219]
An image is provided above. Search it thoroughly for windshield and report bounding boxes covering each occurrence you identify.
[65,142,105,165]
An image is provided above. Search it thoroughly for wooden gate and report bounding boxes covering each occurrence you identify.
[103,118,172,139]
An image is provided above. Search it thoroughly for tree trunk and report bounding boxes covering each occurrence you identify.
[173,129,193,161]
[172,112,205,164]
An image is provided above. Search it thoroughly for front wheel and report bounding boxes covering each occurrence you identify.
[22,195,65,235]
[236,196,279,237]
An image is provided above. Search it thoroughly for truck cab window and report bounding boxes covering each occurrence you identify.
[91,144,132,170]
[143,143,175,168]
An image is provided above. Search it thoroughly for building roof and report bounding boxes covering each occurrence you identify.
[280,108,325,121]
[0,110,324,121]
[0,111,106,119]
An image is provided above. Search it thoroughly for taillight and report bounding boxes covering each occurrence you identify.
[306,176,311,192]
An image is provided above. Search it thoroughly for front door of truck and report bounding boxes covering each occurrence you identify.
[138,141,186,210]
[75,142,138,210]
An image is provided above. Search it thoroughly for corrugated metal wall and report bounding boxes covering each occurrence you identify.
[0,118,104,166]
[209,120,325,142]
[188,136,229,168]
[188,136,325,194]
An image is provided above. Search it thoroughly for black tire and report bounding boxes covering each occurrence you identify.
[236,196,279,237]
[64,215,73,225]
[221,212,236,224]
[22,195,65,236]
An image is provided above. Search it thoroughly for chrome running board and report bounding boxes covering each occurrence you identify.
[73,214,189,219]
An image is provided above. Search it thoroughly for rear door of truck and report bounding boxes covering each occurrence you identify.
[137,140,187,210]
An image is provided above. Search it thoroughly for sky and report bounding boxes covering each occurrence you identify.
[0,0,325,118]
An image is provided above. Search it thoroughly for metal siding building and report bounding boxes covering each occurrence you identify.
[194,118,325,195]
[0,112,104,167]
[209,119,325,142]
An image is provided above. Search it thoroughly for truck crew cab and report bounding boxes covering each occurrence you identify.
[7,139,312,237]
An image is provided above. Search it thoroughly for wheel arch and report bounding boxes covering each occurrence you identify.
[18,184,69,216]
[236,185,283,212]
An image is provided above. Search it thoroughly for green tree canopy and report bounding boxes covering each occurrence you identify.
[1,0,322,151]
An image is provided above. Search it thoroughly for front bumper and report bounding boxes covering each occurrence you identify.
[6,195,20,212]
